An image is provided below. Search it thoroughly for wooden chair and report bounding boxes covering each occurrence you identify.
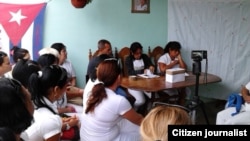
[148,46,164,72]
[88,49,99,60]
[118,47,130,77]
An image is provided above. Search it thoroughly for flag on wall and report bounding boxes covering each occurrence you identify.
[0,2,47,61]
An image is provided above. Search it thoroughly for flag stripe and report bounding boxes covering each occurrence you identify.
[0,2,46,63]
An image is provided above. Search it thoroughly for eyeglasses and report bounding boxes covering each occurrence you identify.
[152,102,191,113]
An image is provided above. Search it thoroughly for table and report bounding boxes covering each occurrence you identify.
[121,72,222,102]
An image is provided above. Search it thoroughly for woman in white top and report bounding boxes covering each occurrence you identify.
[125,42,155,111]
[21,65,79,141]
[81,59,143,141]
[157,41,188,105]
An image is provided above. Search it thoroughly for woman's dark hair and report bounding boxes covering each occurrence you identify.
[85,60,121,113]
[51,43,66,54]
[0,127,16,141]
[28,65,68,114]
[129,42,143,55]
[89,54,112,81]
[10,46,29,63]
[0,51,7,66]
[37,54,59,68]
[0,78,33,134]
[12,59,40,88]
[164,41,181,53]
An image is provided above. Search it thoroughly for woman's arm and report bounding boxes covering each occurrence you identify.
[177,53,187,70]
[241,85,250,103]
[122,108,144,126]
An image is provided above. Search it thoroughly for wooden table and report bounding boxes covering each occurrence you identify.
[121,72,221,91]
[121,72,222,102]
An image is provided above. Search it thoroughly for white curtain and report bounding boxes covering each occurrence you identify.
[168,0,250,100]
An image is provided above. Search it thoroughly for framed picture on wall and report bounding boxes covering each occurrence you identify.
[131,0,150,13]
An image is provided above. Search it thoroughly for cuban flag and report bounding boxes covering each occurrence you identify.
[0,1,47,62]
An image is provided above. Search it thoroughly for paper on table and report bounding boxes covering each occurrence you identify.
[137,74,160,78]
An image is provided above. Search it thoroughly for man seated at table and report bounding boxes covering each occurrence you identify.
[85,39,135,107]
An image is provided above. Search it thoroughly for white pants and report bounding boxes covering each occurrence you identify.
[127,89,145,110]
[216,104,250,124]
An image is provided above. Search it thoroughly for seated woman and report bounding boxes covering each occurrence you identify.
[38,49,83,114]
[157,41,188,105]
[21,65,79,141]
[216,81,250,124]
[125,42,155,111]
[0,78,34,141]
[81,59,143,141]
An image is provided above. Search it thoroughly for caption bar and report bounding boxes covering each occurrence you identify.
[168,125,249,140]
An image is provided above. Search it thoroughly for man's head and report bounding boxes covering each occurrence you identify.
[97,39,112,56]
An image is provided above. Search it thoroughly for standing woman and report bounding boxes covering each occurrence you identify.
[81,60,143,141]
[0,51,12,78]
[21,65,79,141]
[125,42,155,111]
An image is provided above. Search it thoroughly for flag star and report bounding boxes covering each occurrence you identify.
[9,9,27,25]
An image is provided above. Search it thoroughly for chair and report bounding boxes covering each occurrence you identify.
[148,46,164,72]
[118,47,130,77]
[88,49,99,60]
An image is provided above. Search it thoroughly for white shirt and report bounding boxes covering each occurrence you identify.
[61,59,76,79]
[81,85,132,141]
[21,97,62,141]
[157,53,179,73]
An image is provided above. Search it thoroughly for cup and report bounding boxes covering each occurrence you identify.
[146,69,152,76]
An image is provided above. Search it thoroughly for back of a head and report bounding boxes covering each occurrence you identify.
[89,54,112,81]
[51,42,65,53]
[37,54,59,68]
[0,78,33,135]
[38,47,59,58]
[130,42,143,54]
[97,59,121,87]
[10,46,29,63]
[140,105,191,141]
[164,41,181,53]
[28,65,68,111]
[12,59,40,88]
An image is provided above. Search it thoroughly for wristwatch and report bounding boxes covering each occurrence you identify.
[65,123,70,130]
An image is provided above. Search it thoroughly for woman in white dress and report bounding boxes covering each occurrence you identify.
[81,59,144,141]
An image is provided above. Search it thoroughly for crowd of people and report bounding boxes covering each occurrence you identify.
[1,39,245,141]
